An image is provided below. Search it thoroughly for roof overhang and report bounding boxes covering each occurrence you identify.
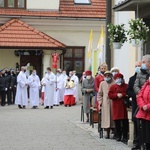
[113,0,150,11]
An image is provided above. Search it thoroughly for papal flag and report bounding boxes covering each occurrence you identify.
[93,26,105,75]
[97,26,105,66]
[87,30,93,70]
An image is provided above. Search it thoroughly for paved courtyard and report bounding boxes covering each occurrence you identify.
[0,103,131,150]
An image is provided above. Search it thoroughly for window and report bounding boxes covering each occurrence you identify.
[0,0,4,7]
[63,47,85,78]
[74,0,91,4]
[0,0,26,9]
[8,0,14,8]
[18,0,25,8]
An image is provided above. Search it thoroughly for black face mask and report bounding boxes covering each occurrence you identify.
[67,79,70,82]
[24,70,26,73]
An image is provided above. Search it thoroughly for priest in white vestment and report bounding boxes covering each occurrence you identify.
[28,70,41,109]
[70,70,79,104]
[53,69,63,106]
[42,67,55,109]
[15,66,28,109]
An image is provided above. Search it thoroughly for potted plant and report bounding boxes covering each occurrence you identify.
[107,23,127,49]
[127,18,149,47]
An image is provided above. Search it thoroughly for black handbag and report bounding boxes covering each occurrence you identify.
[123,96,132,108]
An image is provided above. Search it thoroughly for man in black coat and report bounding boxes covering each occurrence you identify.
[126,61,141,150]
[0,70,6,106]
[10,69,17,104]
[2,69,11,105]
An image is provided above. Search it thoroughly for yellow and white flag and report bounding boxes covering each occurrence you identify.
[97,26,105,66]
[87,30,93,70]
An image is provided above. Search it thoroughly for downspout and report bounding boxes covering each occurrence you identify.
[59,49,66,69]
[105,0,112,69]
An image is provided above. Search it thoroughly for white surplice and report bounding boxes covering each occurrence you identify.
[15,71,28,106]
[71,75,79,102]
[60,74,68,102]
[43,72,55,107]
[53,74,63,105]
[28,74,41,107]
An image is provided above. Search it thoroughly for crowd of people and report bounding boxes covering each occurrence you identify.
[1,55,150,150]
[0,66,79,109]
[81,55,150,150]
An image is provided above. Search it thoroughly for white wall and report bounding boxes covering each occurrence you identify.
[0,50,19,70]
[113,0,137,82]
[27,0,59,10]
[45,30,102,70]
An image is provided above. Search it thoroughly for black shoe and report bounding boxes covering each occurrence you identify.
[18,105,22,109]
[121,138,128,144]
[116,137,121,141]
[105,135,110,139]
[50,106,53,109]
[31,106,36,109]
[22,106,26,109]
[131,146,140,150]
[44,106,49,109]
[64,105,67,107]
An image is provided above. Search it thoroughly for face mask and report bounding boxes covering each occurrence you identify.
[69,74,72,77]
[86,75,91,79]
[32,72,36,76]
[115,78,122,85]
[104,77,111,82]
[24,70,26,73]
[135,67,141,73]
[62,73,66,76]
[57,73,60,76]
[141,63,147,70]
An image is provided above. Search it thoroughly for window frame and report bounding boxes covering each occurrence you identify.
[63,46,85,77]
[74,0,91,5]
[0,0,26,9]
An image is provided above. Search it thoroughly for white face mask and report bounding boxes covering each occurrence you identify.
[32,72,36,76]
[86,75,91,79]
[115,78,122,85]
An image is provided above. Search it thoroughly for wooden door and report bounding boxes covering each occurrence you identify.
[20,55,42,79]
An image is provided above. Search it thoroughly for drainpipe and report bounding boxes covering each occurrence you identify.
[59,49,66,69]
[105,0,112,69]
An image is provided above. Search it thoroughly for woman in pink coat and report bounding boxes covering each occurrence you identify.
[136,78,150,149]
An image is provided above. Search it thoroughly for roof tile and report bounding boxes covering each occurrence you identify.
[0,19,66,49]
[0,0,106,19]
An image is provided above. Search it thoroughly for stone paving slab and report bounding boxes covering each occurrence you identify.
[0,104,131,150]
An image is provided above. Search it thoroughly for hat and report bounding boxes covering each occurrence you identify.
[85,70,92,75]
[110,67,119,72]
[104,71,112,76]
[114,73,124,80]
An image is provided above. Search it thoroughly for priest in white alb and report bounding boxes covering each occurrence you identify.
[28,70,41,109]
[42,67,55,109]
[15,66,28,109]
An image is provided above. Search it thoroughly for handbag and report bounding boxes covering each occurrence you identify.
[123,95,132,108]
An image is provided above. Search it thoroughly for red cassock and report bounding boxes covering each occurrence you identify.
[108,83,128,120]
[64,95,75,106]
